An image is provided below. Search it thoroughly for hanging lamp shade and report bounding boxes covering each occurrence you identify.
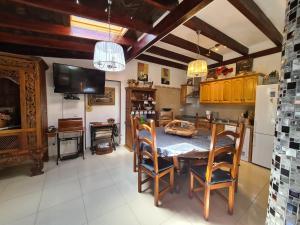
[93,41,125,72]
[187,59,208,78]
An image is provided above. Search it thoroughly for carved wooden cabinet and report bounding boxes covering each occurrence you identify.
[0,52,48,176]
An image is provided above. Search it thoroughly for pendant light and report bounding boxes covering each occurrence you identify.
[93,0,125,72]
[187,31,207,78]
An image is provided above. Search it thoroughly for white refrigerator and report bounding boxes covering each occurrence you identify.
[252,84,279,169]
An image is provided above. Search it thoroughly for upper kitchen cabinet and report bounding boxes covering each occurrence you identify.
[243,76,258,103]
[199,74,262,104]
[199,83,211,103]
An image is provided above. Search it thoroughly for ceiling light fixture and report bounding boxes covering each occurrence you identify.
[93,0,125,72]
[187,30,208,78]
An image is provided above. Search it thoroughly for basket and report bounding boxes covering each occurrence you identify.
[0,119,8,128]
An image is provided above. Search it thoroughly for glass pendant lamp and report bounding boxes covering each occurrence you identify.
[93,0,125,72]
[187,31,207,78]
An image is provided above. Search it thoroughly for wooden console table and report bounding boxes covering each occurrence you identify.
[90,122,118,155]
[56,118,85,164]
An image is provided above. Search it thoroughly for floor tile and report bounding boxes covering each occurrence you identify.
[79,170,114,194]
[4,214,36,225]
[36,198,87,225]
[0,177,44,203]
[39,180,81,210]
[83,185,126,222]
[0,147,270,225]
[0,192,41,225]
[88,205,139,225]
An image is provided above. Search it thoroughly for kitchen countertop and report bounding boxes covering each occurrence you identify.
[176,115,253,128]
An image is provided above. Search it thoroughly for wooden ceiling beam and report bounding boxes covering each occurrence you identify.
[208,46,282,69]
[136,54,187,70]
[0,43,93,59]
[143,0,174,11]
[146,46,195,63]
[0,31,95,53]
[0,12,134,46]
[126,0,214,62]
[9,0,152,33]
[161,34,223,62]
[227,0,283,46]
[184,17,249,55]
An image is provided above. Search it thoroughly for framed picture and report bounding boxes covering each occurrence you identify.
[236,58,253,75]
[187,78,193,85]
[137,62,149,81]
[161,68,170,85]
[88,87,115,106]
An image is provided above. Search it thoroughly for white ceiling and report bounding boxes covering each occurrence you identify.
[150,0,285,66]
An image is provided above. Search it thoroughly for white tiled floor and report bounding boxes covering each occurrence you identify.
[0,146,270,225]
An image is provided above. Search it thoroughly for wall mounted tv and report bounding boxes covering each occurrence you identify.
[53,63,105,94]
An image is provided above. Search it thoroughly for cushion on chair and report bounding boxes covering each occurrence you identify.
[191,165,233,184]
[141,157,173,173]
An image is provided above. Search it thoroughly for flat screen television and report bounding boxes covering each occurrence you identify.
[53,63,105,94]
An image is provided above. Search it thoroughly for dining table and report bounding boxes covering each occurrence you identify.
[140,127,234,173]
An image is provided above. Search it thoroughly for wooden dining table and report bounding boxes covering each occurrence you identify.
[141,127,234,173]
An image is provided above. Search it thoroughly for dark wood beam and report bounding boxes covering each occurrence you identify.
[143,0,174,11]
[208,46,282,69]
[0,43,93,59]
[147,46,195,63]
[184,17,249,55]
[136,54,187,70]
[0,12,134,46]
[9,0,152,33]
[0,31,94,53]
[161,34,223,62]
[227,0,283,46]
[126,0,214,62]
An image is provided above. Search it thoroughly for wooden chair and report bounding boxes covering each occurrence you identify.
[134,117,175,206]
[188,123,245,220]
[131,115,138,172]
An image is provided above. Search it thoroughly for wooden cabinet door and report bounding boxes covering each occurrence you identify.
[200,83,211,102]
[218,81,224,102]
[180,85,187,104]
[231,78,244,103]
[243,76,257,103]
[211,82,219,103]
[223,80,232,102]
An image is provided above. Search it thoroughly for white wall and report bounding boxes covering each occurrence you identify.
[43,57,187,154]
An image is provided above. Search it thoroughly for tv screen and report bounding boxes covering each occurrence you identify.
[53,63,105,94]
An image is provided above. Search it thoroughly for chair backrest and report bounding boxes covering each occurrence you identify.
[206,123,246,183]
[130,115,137,150]
[133,117,159,173]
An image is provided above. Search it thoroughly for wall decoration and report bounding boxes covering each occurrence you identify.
[137,62,149,81]
[207,68,217,80]
[266,1,300,225]
[161,68,170,85]
[88,87,115,106]
[236,58,253,75]
[187,78,193,85]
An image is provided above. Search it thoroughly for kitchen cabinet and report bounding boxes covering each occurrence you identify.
[243,76,258,103]
[223,80,232,102]
[231,78,244,103]
[199,83,211,102]
[199,74,261,104]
